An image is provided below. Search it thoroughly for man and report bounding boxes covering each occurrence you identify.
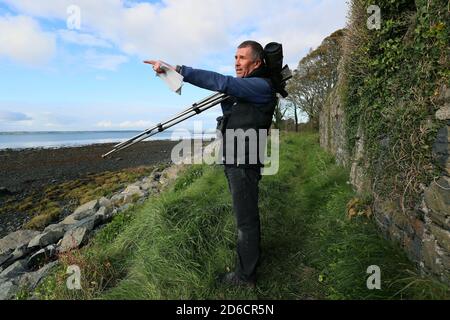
[145,40,278,288]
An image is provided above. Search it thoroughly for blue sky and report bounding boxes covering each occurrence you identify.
[0,0,348,132]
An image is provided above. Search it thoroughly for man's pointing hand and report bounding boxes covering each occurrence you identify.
[143,60,175,74]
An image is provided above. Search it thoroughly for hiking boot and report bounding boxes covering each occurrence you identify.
[218,272,256,289]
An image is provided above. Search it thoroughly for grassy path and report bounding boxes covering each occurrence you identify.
[36,132,449,300]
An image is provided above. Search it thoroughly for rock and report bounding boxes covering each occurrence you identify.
[140,182,153,191]
[429,224,450,251]
[18,261,58,291]
[73,215,96,231]
[43,223,68,234]
[9,243,33,265]
[0,230,40,267]
[98,197,112,210]
[94,206,112,225]
[72,199,99,220]
[438,85,450,103]
[123,185,143,196]
[28,229,65,249]
[432,126,449,175]
[422,238,444,275]
[27,245,56,269]
[62,210,98,228]
[435,105,450,121]
[123,193,139,205]
[59,226,90,253]
[140,181,159,192]
[61,214,78,226]
[110,194,125,206]
[0,281,18,300]
[121,185,145,205]
[0,260,27,279]
[141,176,151,183]
[424,177,450,230]
[0,249,13,268]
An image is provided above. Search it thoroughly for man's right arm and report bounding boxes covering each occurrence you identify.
[179,66,273,104]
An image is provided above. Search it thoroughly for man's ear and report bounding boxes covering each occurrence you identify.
[254,59,262,68]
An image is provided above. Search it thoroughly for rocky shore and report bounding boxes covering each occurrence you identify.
[0,157,186,300]
[0,140,180,238]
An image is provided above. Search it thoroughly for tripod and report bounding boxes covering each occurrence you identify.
[102,92,229,158]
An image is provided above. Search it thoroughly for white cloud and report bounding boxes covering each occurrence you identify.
[0,110,32,122]
[0,0,346,63]
[0,15,56,65]
[2,0,348,67]
[84,49,128,71]
[96,120,113,128]
[96,120,154,129]
[119,120,153,129]
[58,30,112,48]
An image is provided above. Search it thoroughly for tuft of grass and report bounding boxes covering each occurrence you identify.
[25,205,60,230]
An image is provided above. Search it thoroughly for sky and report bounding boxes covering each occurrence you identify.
[0,0,348,132]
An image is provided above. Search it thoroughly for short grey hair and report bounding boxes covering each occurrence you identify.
[238,40,265,63]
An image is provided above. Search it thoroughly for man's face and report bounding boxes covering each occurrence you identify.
[235,47,261,78]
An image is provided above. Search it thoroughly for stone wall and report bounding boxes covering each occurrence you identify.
[319,83,348,167]
[319,83,450,284]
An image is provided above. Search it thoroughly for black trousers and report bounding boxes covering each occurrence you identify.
[224,165,262,282]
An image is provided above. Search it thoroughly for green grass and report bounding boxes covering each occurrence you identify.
[38,132,449,300]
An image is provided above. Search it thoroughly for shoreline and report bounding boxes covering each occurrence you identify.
[0,139,174,152]
[0,140,182,194]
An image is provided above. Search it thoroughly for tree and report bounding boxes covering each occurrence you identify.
[272,99,290,130]
[286,29,345,129]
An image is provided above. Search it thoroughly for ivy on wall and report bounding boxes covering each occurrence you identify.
[340,0,449,207]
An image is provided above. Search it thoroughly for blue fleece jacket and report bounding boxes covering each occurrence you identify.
[179,66,274,114]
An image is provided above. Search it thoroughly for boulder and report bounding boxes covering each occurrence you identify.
[27,245,56,269]
[59,226,90,253]
[43,223,69,234]
[72,199,99,220]
[28,229,65,249]
[110,194,125,206]
[122,185,144,197]
[19,261,58,292]
[0,230,40,266]
[0,260,27,279]
[61,208,98,227]
[0,281,18,300]
[94,206,112,225]
[140,182,152,191]
[429,224,450,251]
[141,181,159,192]
[9,243,33,266]
[424,176,450,230]
[98,197,113,211]
[121,185,145,205]
[61,214,79,226]
[72,215,96,231]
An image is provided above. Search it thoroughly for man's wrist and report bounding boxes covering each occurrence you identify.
[175,65,182,74]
